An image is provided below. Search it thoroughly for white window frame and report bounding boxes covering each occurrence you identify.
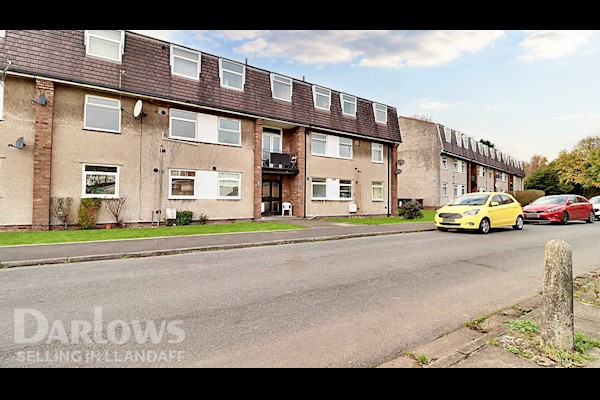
[470,138,477,150]
[339,137,353,159]
[490,149,495,159]
[311,133,327,155]
[442,156,448,170]
[372,143,384,164]
[218,172,241,200]
[340,93,357,117]
[444,127,452,142]
[478,187,487,192]
[478,142,484,154]
[169,109,197,141]
[84,30,124,63]
[219,58,246,91]
[0,30,5,38]
[311,178,327,199]
[312,85,331,111]
[455,131,462,147]
[170,44,201,81]
[373,103,387,124]
[82,164,120,199]
[0,79,4,120]
[339,179,353,200]
[84,94,121,133]
[372,181,384,201]
[454,159,465,173]
[169,169,197,199]
[478,166,486,178]
[462,135,469,150]
[454,184,466,197]
[217,117,242,146]
[442,182,448,197]
[483,145,489,156]
[270,74,292,102]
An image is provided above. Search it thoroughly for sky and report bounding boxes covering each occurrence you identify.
[133,30,600,163]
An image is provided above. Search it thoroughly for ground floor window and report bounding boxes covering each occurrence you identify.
[442,182,448,197]
[311,177,352,200]
[169,169,241,200]
[372,181,384,201]
[82,164,119,198]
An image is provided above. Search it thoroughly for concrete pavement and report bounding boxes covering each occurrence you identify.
[1,217,599,368]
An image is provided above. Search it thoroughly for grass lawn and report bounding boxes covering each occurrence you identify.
[326,209,436,225]
[0,222,305,246]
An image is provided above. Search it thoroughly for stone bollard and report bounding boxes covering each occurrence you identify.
[541,239,574,350]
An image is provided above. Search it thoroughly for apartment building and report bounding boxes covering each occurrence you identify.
[0,30,401,230]
[397,116,525,208]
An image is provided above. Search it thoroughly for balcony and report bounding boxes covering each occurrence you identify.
[262,150,299,175]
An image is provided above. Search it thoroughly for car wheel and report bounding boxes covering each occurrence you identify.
[513,215,524,230]
[479,218,490,234]
[586,211,595,224]
[437,227,448,232]
[561,212,569,225]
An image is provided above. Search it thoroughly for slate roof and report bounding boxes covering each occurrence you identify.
[0,30,401,143]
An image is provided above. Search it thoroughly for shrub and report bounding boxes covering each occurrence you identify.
[104,197,126,228]
[514,190,545,206]
[198,213,209,225]
[175,210,193,226]
[398,200,423,220]
[78,198,103,229]
[51,197,73,229]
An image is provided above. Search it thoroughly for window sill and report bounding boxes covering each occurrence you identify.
[311,153,353,161]
[83,127,122,135]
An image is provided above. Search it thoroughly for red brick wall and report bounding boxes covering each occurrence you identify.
[390,144,399,216]
[253,119,263,220]
[281,126,305,217]
[31,79,55,230]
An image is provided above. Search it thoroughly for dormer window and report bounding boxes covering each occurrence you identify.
[271,74,292,102]
[313,86,331,111]
[340,93,357,117]
[84,30,125,63]
[373,103,387,124]
[455,131,462,147]
[219,59,246,91]
[444,127,452,142]
[171,45,201,80]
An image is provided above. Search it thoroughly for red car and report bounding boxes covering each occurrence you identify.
[523,194,595,224]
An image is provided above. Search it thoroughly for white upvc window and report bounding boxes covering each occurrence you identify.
[462,135,469,150]
[218,172,241,199]
[169,169,197,199]
[372,181,384,201]
[442,182,448,197]
[470,138,477,150]
[311,178,327,199]
[489,170,493,179]
[171,44,201,80]
[340,93,357,117]
[311,133,327,155]
[478,187,487,192]
[169,109,197,140]
[442,156,448,170]
[455,131,462,147]
[313,86,331,111]
[0,30,5,38]
[478,166,486,178]
[219,59,245,91]
[478,142,484,154]
[270,74,292,102]
[454,184,466,197]
[339,179,353,199]
[84,30,124,63]
[84,95,121,133]
[483,145,489,156]
[453,159,465,173]
[339,137,353,159]
[490,149,495,159]
[444,127,452,142]
[0,79,4,120]
[372,143,384,163]
[373,103,387,124]
[218,117,241,146]
[502,172,507,182]
[82,164,120,198]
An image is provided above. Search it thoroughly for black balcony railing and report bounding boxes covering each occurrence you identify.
[262,150,298,173]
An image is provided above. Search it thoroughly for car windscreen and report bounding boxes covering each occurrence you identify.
[531,195,568,205]
[589,196,600,204]
[449,194,490,206]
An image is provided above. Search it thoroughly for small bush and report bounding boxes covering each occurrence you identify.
[78,198,103,230]
[51,196,73,229]
[175,210,193,226]
[398,200,423,220]
[198,213,209,225]
[104,197,126,228]
[514,189,545,206]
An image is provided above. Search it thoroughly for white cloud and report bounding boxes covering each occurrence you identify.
[553,113,600,120]
[518,31,594,60]
[419,100,451,110]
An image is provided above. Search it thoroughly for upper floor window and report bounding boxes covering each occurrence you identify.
[490,149,495,159]
[483,145,489,156]
[169,109,241,147]
[340,93,357,117]
[455,131,462,147]
[444,127,452,142]
[470,138,477,150]
[454,159,465,173]
[169,109,197,140]
[218,118,241,146]
[462,135,469,150]
[442,182,448,197]
[311,133,327,155]
[373,103,387,124]
[83,164,120,198]
[477,142,484,154]
[84,95,121,133]
[372,143,384,163]
[313,86,331,111]
[339,137,353,159]
[171,45,201,80]
[271,74,292,102]
[478,166,486,177]
[84,30,124,63]
[0,30,5,38]
[219,59,245,91]
[442,156,448,170]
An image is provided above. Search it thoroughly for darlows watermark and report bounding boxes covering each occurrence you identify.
[14,307,185,364]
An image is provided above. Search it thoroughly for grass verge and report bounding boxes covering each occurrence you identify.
[326,210,435,225]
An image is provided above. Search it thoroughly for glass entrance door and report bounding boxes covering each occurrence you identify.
[262,178,281,215]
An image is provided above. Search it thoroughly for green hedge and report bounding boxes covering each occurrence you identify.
[514,190,545,206]
[78,198,102,229]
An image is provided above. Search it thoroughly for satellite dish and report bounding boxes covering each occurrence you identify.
[133,100,143,118]
[395,169,402,175]
[8,137,25,149]
[38,93,47,106]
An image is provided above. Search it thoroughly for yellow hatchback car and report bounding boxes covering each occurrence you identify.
[435,192,524,234]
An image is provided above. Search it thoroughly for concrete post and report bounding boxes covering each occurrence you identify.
[541,239,574,350]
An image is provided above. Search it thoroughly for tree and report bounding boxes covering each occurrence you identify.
[479,139,495,149]
[553,136,600,190]
[411,114,433,122]
[524,162,576,195]
[523,154,549,177]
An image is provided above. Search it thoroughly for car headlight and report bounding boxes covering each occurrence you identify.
[546,207,561,213]
[464,209,480,216]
